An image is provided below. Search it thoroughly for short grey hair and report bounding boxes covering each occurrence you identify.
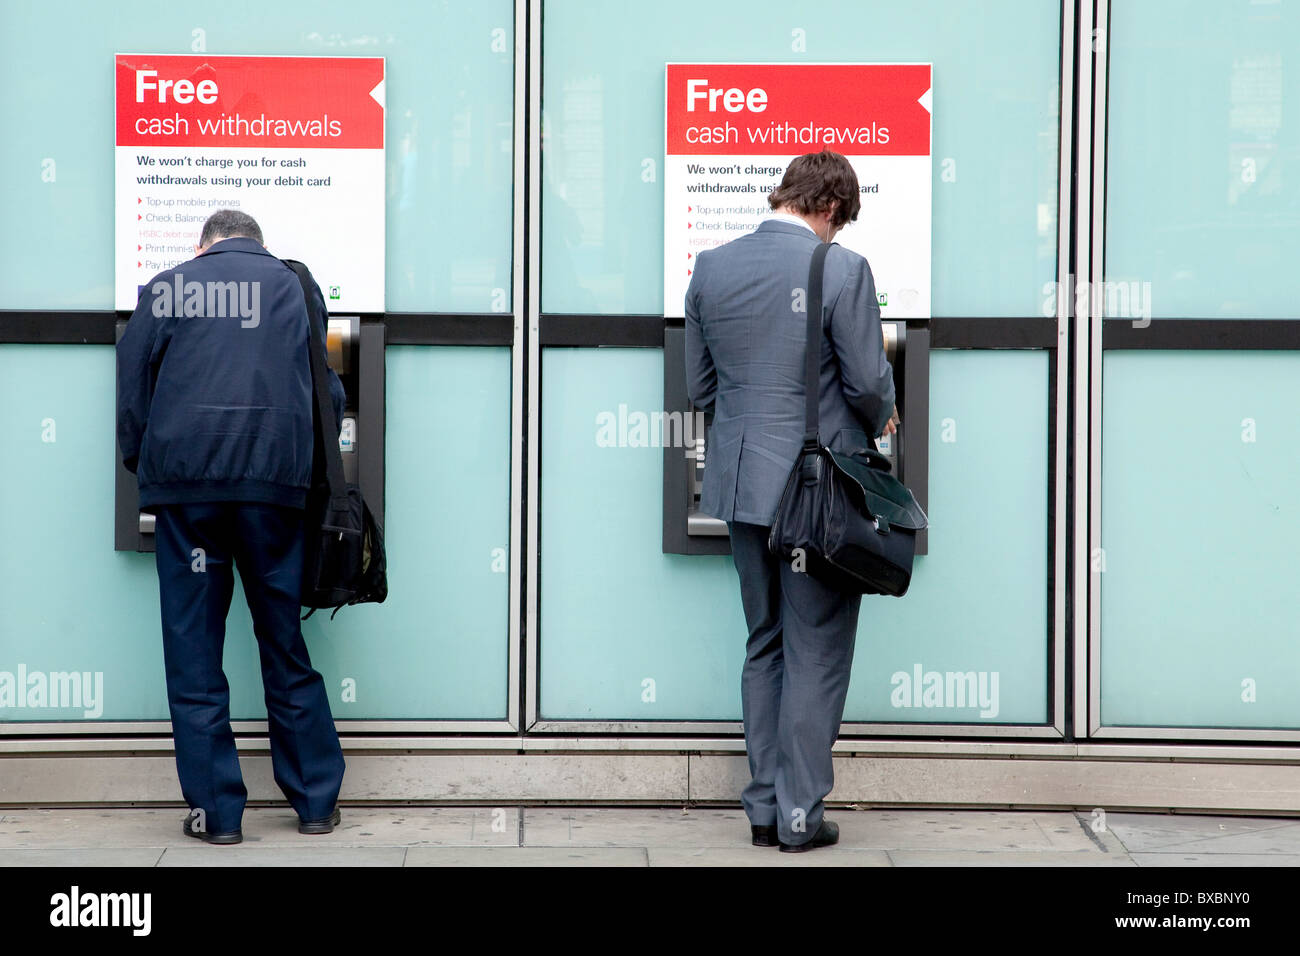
[199,209,263,248]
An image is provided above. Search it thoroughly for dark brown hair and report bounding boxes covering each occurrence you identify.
[767,150,861,228]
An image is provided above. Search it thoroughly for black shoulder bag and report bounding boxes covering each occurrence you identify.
[283,259,388,619]
[767,243,928,596]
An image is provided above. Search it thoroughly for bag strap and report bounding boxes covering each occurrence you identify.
[283,259,347,499]
[803,242,832,450]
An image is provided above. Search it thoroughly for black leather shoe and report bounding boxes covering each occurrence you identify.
[182,809,242,845]
[298,806,341,835]
[779,819,839,853]
[751,825,779,847]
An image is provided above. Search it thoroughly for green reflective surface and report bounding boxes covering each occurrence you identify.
[539,348,1048,723]
[1100,351,1300,728]
[0,344,512,722]
[542,0,1060,317]
[1106,0,1300,318]
[0,0,514,312]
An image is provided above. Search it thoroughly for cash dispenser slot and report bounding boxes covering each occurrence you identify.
[663,319,927,556]
[115,315,384,552]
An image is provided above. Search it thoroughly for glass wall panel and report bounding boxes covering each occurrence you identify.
[0,0,514,312]
[542,0,1060,317]
[1100,5,1300,735]
[539,348,1049,724]
[0,344,513,722]
[1106,0,1300,318]
[1100,351,1300,729]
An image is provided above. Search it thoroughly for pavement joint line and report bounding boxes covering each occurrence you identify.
[1074,811,1110,853]
[1029,815,1057,850]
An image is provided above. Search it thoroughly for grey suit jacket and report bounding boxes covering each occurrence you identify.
[684,219,896,526]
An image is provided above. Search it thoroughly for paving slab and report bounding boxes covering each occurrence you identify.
[3,807,1299,867]
[0,809,189,848]
[888,849,1136,867]
[522,808,751,847]
[0,807,519,848]
[1102,813,1300,855]
[1132,852,1300,867]
[405,846,647,867]
[289,807,519,846]
[521,807,1100,852]
[835,809,1088,851]
[0,848,165,867]
[157,846,407,867]
[648,846,891,866]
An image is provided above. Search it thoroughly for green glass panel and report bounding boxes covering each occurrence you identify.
[539,348,1048,724]
[542,0,1060,317]
[1106,0,1300,318]
[0,344,512,722]
[1100,351,1300,728]
[0,0,514,312]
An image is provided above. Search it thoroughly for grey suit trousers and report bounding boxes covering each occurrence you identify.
[728,521,862,846]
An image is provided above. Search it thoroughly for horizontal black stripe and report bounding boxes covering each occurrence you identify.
[1102,318,1300,349]
[541,314,664,347]
[384,314,513,345]
[0,311,115,344]
[545,314,1060,349]
[0,311,513,347]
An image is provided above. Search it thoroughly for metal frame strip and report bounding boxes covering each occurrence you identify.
[1073,0,1096,741]
[1086,0,1108,738]
[506,0,530,731]
[1092,726,1300,743]
[5,735,1300,760]
[523,0,543,730]
[529,720,1064,738]
[1052,0,1076,738]
[0,720,518,736]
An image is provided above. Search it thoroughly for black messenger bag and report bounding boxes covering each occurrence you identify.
[767,243,928,597]
[283,259,388,619]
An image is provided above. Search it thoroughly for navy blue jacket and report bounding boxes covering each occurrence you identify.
[117,237,345,510]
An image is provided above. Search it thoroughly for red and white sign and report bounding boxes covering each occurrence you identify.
[664,63,931,319]
[115,54,385,312]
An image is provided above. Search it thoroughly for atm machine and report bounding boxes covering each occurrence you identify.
[662,320,928,556]
[114,316,385,552]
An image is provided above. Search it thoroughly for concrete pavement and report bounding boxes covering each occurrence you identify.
[4,806,1300,866]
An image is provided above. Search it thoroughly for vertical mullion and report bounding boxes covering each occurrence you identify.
[1073,0,1096,739]
[1053,0,1076,737]
[524,0,543,730]
[507,0,529,730]
[1086,0,1110,737]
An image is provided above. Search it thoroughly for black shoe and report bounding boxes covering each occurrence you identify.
[182,809,242,845]
[751,825,779,847]
[298,806,341,835]
[779,819,839,853]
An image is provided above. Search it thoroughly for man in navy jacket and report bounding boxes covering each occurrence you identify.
[117,210,345,844]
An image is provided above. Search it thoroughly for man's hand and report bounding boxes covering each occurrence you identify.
[881,405,900,437]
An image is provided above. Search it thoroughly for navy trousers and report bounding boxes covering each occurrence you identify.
[728,521,861,846]
[154,502,344,833]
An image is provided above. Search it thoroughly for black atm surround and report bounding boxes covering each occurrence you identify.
[662,318,930,557]
[112,316,386,552]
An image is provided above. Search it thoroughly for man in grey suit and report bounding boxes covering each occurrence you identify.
[685,151,897,852]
